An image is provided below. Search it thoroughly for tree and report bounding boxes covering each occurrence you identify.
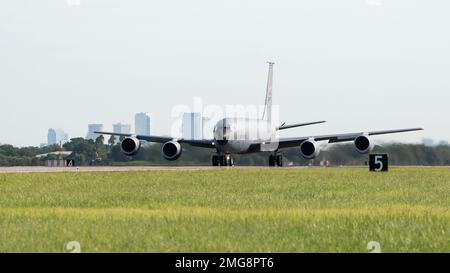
[108,144,130,162]
[1,140,450,167]
[93,135,108,162]
[63,138,97,165]
[108,135,116,146]
[95,135,105,146]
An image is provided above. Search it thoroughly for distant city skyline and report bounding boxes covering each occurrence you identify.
[47,128,69,146]
[1,1,449,146]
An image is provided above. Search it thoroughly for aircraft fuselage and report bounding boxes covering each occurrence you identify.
[213,118,277,154]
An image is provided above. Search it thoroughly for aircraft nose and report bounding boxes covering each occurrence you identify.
[216,139,229,146]
[214,121,232,145]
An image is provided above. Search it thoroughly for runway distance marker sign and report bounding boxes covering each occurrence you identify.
[369,154,388,172]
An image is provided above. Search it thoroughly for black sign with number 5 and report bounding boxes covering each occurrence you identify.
[369,154,388,172]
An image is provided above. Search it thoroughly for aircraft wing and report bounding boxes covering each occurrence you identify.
[276,128,423,149]
[94,131,216,149]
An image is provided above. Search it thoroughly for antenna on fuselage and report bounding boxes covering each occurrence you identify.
[262,61,274,123]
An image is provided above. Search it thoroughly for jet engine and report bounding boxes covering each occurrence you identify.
[354,134,374,154]
[300,139,321,159]
[121,137,141,156]
[162,141,182,161]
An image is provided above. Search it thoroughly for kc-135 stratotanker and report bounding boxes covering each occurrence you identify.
[96,62,423,167]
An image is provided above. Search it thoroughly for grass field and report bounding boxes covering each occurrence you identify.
[0,168,448,253]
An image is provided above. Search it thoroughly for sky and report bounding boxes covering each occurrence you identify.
[0,0,449,147]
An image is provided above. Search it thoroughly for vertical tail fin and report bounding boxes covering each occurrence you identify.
[262,61,274,122]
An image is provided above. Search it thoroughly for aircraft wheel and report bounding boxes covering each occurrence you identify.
[276,154,283,167]
[228,156,235,167]
[222,155,233,167]
[269,155,276,167]
[219,155,225,166]
[212,155,219,166]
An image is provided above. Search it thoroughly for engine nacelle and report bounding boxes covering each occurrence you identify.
[354,134,375,154]
[300,139,321,159]
[162,141,182,161]
[121,137,141,156]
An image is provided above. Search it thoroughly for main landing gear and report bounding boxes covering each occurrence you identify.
[212,154,235,167]
[269,153,283,167]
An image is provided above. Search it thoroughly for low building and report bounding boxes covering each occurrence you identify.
[36,151,74,167]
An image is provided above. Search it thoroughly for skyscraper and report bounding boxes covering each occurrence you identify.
[135,113,151,135]
[182,112,202,140]
[86,124,105,141]
[47,128,69,146]
[113,123,132,142]
[47,129,56,145]
[202,116,212,139]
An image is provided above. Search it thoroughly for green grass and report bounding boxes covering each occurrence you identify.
[0,168,448,253]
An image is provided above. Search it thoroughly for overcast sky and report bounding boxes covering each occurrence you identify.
[0,0,449,147]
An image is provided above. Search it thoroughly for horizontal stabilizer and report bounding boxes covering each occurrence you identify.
[277,121,326,131]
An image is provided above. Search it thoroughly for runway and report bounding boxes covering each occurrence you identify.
[0,166,225,173]
[0,166,309,173]
[0,165,445,173]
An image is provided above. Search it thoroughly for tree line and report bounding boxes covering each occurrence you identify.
[1,136,450,166]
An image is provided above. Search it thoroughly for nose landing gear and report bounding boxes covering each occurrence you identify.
[269,153,283,167]
[212,154,234,167]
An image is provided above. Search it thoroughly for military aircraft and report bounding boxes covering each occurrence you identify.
[96,62,423,167]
